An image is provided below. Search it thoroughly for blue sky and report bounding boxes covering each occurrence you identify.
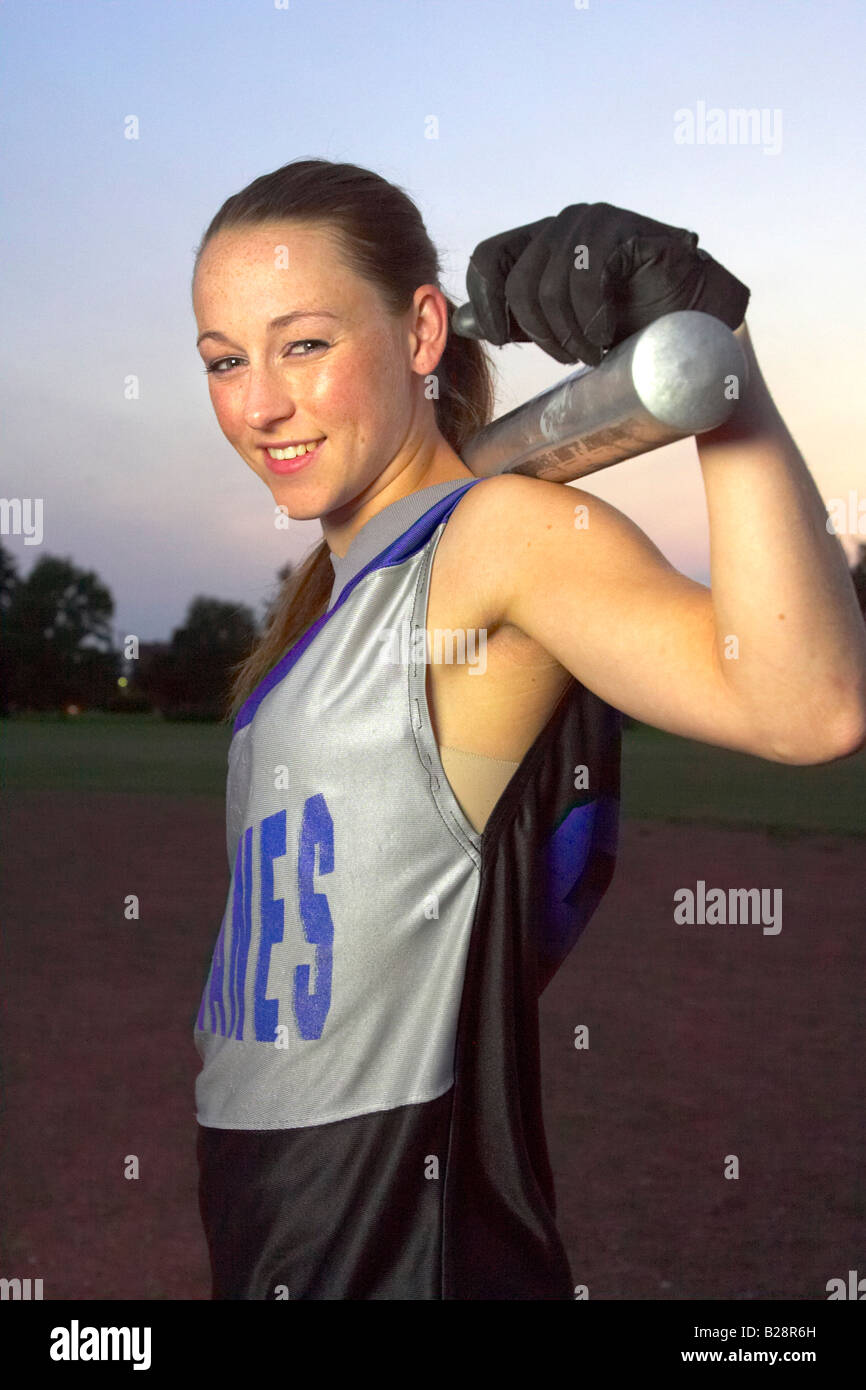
[2,0,864,644]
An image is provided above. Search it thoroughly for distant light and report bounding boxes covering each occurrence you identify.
[117,676,129,688]
[66,704,80,716]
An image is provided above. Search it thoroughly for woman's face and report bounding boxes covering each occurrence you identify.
[193,220,442,521]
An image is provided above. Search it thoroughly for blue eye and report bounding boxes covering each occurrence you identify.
[203,340,329,374]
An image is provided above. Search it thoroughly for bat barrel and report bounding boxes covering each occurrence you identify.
[454,310,747,482]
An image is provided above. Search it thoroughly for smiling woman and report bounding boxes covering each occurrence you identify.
[190,164,494,711]
[187,157,623,1302]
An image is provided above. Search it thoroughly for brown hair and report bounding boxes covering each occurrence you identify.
[191,158,496,723]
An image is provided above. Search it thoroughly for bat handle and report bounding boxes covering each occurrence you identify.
[451,298,601,354]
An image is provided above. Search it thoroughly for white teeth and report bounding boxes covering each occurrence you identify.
[267,440,323,460]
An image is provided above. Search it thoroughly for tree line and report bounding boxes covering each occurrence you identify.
[1,538,865,722]
[0,540,293,721]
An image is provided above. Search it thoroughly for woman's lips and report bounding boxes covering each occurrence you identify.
[261,439,325,475]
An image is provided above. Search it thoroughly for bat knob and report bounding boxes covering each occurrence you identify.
[451,301,483,338]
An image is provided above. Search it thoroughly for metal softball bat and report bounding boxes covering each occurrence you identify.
[451,307,748,483]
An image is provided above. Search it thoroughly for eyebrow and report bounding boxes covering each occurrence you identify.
[196,309,340,349]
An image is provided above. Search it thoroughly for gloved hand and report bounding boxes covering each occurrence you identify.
[462,201,750,365]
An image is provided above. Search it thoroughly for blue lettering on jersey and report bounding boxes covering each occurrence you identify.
[295,793,334,1040]
[227,826,253,1039]
[197,795,334,1042]
[255,809,287,1041]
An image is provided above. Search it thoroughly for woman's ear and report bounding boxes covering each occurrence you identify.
[409,283,449,377]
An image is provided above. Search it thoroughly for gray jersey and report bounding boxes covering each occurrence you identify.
[195,480,485,1128]
[194,478,622,1299]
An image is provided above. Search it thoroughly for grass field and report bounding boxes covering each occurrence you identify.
[1,714,863,1300]
[1,711,863,834]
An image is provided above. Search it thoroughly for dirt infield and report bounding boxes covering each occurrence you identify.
[1,790,861,1300]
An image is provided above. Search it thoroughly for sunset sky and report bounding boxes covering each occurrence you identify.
[3,0,863,645]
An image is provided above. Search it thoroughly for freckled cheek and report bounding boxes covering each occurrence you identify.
[314,355,391,438]
[308,363,353,418]
[208,387,245,443]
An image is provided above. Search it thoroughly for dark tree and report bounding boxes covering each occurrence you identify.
[136,596,258,719]
[260,560,294,629]
[0,552,116,710]
[0,543,20,713]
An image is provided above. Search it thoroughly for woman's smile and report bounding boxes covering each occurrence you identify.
[260,438,326,474]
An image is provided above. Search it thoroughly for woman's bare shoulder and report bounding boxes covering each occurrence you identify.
[433,474,589,633]
[440,473,608,609]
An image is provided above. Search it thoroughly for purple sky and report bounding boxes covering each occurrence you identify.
[2,0,863,644]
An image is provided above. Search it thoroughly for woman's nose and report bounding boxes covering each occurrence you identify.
[241,367,295,430]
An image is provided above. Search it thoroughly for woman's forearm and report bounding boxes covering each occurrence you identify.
[695,321,866,761]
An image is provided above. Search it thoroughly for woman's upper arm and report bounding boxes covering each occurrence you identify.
[466,474,780,760]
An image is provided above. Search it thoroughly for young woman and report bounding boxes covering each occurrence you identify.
[191,158,866,1301]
